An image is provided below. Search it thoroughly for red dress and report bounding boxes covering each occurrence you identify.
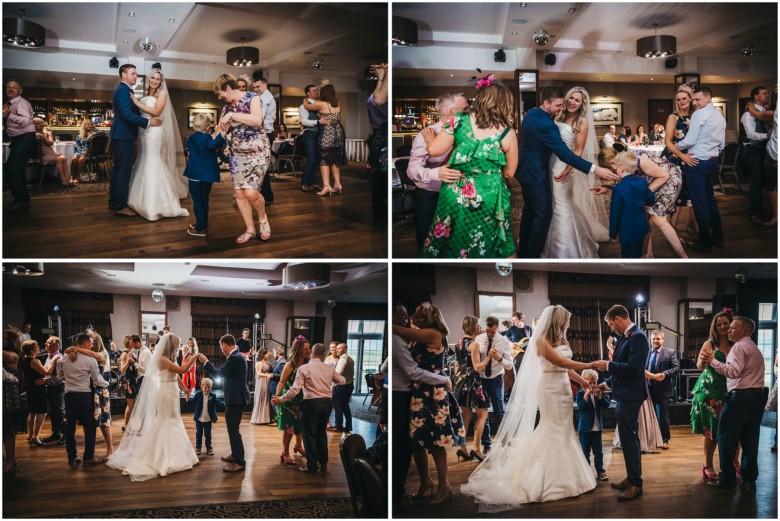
[182,355,197,395]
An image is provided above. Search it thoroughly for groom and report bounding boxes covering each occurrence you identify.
[594,305,649,501]
[515,86,618,258]
[201,334,250,472]
[109,64,161,217]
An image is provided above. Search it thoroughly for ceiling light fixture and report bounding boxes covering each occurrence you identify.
[636,22,676,58]
[6,263,44,276]
[128,11,135,17]
[3,8,46,48]
[312,57,324,69]
[392,16,418,46]
[740,41,756,56]
[283,264,330,290]
[532,27,550,46]
[226,37,259,67]
[139,36,156,53]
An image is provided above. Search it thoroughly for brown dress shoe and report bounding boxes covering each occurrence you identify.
[611,478,629,491]
[83,457,107,467]
[617,484,643,500]
[223,462,246,473]
[662,441,669,450]
[115,207,138,217]
[221,455,236,463]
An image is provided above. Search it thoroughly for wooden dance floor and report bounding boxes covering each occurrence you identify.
[3,413,377,518]
[2,165,387,258]
[395,425,778,519]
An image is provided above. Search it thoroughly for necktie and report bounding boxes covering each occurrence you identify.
[485,338,493,377]
[650,349,658,373]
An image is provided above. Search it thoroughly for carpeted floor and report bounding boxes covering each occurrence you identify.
[65,498,353,519]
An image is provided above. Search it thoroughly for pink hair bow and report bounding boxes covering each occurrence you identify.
[475,74,496,90]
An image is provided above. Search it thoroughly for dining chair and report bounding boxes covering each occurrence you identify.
[277,134,303,175]
[57,133,74,141]
[717,142,742,194]
[391,156,415,218]
[84,134,111,182]
[339,434,367,518]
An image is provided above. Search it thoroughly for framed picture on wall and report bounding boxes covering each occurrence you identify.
[187,107,219,128]
[282,108,301,129]
[712,101,727,122]
[592,102,623,126]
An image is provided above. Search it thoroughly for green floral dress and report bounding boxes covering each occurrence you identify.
[690,344,727,440]
[277,365,303,435]
[421,112,514,258]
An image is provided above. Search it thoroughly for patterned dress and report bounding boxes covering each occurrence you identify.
[221,92,271,191]
[93,360,111,426]
[421,112,513,258]
[277,365,303,435]
[690,344,728,440]
[319,111,347,167]
[661,112,691,206]
[409,338,465,450]
[454,337,490,409]
[635,150,682,217]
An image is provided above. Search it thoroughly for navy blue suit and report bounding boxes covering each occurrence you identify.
[184,131,225,231]
[515,107,594,257]
[647,347,679,442]
[187,390,223,450]
[605,325,650,487]
[205,349,250,466]
[109,81,149,211]
[576,388,612,473]
[609,174,655,258]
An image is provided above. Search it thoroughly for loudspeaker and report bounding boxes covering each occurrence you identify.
[252,70,265,81]
[166,297,180,311]
[665,57,678,69]
[544,53,557,66]
[712,294,737,313]
[494,49,507,63]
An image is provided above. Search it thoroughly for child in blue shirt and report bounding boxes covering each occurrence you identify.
[183,113,225,237]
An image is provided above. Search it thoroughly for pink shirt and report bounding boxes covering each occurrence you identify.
[406,121,450,192]
[280,358,346,401]
[710,335,765,392]
[6,96,35,136]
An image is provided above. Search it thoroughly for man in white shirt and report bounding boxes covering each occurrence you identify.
[253,77,277,204]
[298,84,322,192]
[329,343,355,434]
[130,334,152,393]
[741,86,771,224]
[603,124,617,148]
[18,322,31,343]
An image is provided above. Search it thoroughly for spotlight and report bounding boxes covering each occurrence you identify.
[495,262,513,277]
[254,313,262,321]
[635,293,645,304]
[109,57,119,68]
[327,296,337,308]
[52,305,60,313]
[733,268,748,283]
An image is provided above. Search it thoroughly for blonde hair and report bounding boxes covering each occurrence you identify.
[613,150,637,173]
[557,86,590,135]
[470,82,514,130]
[146,68,165,98]
[200,377,213,388]
[90,332,107,354]
[544,305,571,347]
[191,113,212,132]
[650,330,665,340]
[597,146,617,168]
[122,335,131,349]
[461,315,479,336]
[213,73,239,96]
[674,84,694,115]
[581,369,598,383]
[708,311,733,344]
[79,118,95,140]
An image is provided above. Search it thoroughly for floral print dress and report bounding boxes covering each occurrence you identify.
[221,92,271,191]
[409,339,465,450]
[454,337,490,409]
[661,112,691,207]
[690,345,727,440]
[635,150,682,217]
[277,365,303,435]
[93,360,111,426]
[421,112,514,258]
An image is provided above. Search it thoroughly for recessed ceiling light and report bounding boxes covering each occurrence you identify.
[303,51,312,55]
[511,18,527,25]
[72,77,76,81]
[152,283,165,287]
[519,3,528,7]
[168,18,175,23]
[128,11,135,17]
[451,43,458,46]
[568,8,577,13]
[511,31,518,35]
[450,74,454,77]
[74,50,80,54]
[650,78,654,81]
[122,40,129,44]
[121,27,135,33]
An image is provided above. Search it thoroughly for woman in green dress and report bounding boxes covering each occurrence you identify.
[690,311,733,481]
[421,76,518,258]
[275,337,310,466]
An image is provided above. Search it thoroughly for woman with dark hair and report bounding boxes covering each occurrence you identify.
[274,337,310,465]
[119,335,137,431]
[250,348,273,425]
[3,328,22,474]
[20,340,55,446]
[421,76,518,258]
[454,315,490,463]
[304,84,347,196]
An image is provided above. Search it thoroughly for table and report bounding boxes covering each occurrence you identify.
[269,138,294,172]
[3,141,77,181]
[631,144,665,156]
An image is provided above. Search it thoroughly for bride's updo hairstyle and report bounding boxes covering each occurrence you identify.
[470,81,515,130]
[544,305,571,347]
[557,86,590,135]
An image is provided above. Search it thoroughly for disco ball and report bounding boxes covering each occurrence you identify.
[733,268,748,284]
[151,289,165,303]
[327,296,337,308]
[495,262,513,277]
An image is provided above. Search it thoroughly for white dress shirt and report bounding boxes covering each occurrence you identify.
[674,102,726,160]
[473,332,514,379]
[740,103,768,143]
[299,99,318,132]
[259,89,277,133]
[603,132,616,148]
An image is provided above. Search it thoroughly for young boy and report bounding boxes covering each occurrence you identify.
[187,377,222,455]
[576,369,611,481]
[183,113,225,237]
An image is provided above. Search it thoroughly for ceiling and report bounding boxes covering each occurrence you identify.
[2,262,388,303]
[393,2,777,84]
[2,2,388,91]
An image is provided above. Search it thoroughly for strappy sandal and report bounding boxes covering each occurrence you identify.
[235,231,256,244]
[258,220,271,241]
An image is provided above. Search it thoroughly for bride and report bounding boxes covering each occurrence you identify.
[542,86,610,258]
[107,333,199,481]
[461,305,597,511]
[127,68,190,221]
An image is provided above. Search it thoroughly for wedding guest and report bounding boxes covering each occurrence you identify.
[3,79,36,210]
[741,86,771,224]
[274,337,310,465]
[329,343,355,434]
[324,341,339,428]
[268,346,286,424]
[762,111,778,226]
[119,336,138,431]
[704,316,766,491]
[635,125,650,145]
[70,119,104,184]
[32,118,70,187]
[250,348,273,425]
[236,74,251,92]
[252,77,277,204]
[179,338,199,395]
[618,126,632,145]
[690,311,734,481]
[367,63,388,223]
[40,336,65,444]
[214,73,272,244]
[69,332,113,458]
[649,123,665,145]
[275,123,290,140]
[184,113,225,237]
[454,315,491,462]
[20,340,52,446]
[3,329,22,474]
[662,84,697,240]
[576,369,611,481]
[131,335,152,393]
[235,328,252,356]
[298,84,322,192]
[18,323,31,343]
[272,343,346,473]
[187,377,222,455]
[304,84,347,196]
[603,124,617,148]
[645,330,680,449]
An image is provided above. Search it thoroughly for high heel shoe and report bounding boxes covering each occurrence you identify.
[31,438,44,447]
[332,184,343,195]
[702,465,718,481]
[316,186,333,196]
[412,482,434,500]
[469,449,484,462]
[456,448,472,461]
[428,486,453,506]
[280,452,295,465]
[294,444,306,457]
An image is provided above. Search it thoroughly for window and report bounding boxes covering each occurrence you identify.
[347,319,386,393]
[758,303,777,388]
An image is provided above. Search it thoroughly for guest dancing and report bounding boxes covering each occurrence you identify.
[20,340,53,446]
[3,328,23,474]
[454,315,491,462]
[274,337,310,465]
[662,84,697,239]
[421,76,518,258]
[303,84,347,196]
[250,348,273,425]
[214,73,272,243]
[119,336,137,431]
[392,302,464,506]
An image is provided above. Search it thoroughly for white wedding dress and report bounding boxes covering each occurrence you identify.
[542,121,605,259]
[461,343,596,511]
[127,96,189,221]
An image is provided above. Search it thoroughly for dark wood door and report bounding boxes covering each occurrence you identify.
[648,99,673,129]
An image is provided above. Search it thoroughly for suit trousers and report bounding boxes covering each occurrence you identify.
[480,375,506,448]
[717,388,766,484]
[7,132,36,204]
[332,383,354,432]
[615,400,643,487]
[578,431,605,472]
[301,130,321,186]
[649,386,672,441]
[621,239,644,259]
[260,132,274,202]
[109,140,135,211]
[195,420,213,449]
[46,384,65,438]
[64,392,96,462]
[302,397,331,471]
[744,144,767,216]
[225,404,246,466]
[188,180,213,231]
[685,157,723,246]
[413,187,440,252]
[393,390,412,501]
[517,182,553,258]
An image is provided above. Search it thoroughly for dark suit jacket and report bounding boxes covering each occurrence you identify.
[110,82,148,141]
[576,389,612,433]
[609,174,655,243]
[606,325,649,403]
[647,346,680,399]
[187,390,223,423]
[514,107,593,186]
[183,132,225,182]
[204,350,250,406]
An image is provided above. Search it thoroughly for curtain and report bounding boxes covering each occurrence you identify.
[191,314,250,365]
[550,297,635,362]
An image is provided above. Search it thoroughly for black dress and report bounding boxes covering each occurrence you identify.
[21,358,47,413]
[661,111,691,207]
[455,337,490,409]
